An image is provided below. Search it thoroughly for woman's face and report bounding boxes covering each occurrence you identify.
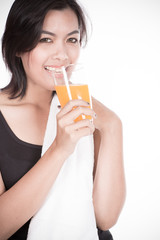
[20,8,81,91]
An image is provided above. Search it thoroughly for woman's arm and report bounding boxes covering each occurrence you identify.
[92,97,126,231]
[0,142,67,240]
[0,100,96,240]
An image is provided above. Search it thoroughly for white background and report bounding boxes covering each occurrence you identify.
[0,1,160,239]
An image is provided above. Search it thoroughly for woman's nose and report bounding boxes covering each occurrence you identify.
[52,42,69,62]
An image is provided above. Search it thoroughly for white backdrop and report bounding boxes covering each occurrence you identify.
[0,1,160,239]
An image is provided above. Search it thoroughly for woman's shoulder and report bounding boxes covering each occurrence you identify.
[0,91,17,109]
[0,91,46,146]
[0,91,26,118]
[0,91,10,110]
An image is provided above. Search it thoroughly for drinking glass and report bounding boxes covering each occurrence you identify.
[51,64,92,122]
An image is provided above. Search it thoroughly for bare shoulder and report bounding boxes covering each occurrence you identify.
[0,91,38,122]
[0,91,47,145]
[0,91,21,111]
[0,91,11,109]
[0,91,24,131]
[0,91,7,105]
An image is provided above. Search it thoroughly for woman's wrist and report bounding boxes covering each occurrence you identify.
[49,139,71,161]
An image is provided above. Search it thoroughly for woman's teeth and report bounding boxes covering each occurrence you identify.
[45,66,54,71]
[44,66,63,73]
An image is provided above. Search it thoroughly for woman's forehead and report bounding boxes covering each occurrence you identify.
[42,9,79,33]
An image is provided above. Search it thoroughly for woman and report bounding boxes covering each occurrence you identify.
[0,0,126,239]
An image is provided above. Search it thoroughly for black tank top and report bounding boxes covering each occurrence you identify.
[0,111,113,240]
[0,111,42,239]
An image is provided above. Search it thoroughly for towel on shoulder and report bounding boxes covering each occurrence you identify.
[27,95,99,240]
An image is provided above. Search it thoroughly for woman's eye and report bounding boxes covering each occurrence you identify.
[67,38,78,44]
[39,38,52,43]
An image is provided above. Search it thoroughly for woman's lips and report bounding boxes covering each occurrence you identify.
[44,65,73,81]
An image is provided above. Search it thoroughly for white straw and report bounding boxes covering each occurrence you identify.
[62,66,72,100]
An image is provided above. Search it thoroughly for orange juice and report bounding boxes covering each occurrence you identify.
[55,84,92,122]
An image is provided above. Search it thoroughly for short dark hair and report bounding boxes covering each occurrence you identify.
[1,0,88,99]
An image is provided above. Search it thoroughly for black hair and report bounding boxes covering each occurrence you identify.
[1,0,88,99]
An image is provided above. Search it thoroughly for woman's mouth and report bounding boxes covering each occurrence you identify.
[44,66,65,79]
[44,65,74,81]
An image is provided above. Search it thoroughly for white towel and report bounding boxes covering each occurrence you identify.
[27,95,99,240]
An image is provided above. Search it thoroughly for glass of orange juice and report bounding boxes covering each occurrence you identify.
[52,64,92,122]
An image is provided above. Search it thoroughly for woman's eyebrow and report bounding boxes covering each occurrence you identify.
[41,30,55,36]
[41,30,80,36]
[67,30,80,36]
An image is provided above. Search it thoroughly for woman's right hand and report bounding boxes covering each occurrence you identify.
[54,99,96,158]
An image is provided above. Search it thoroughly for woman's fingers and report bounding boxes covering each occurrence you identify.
[57,99,90,118]
[68,118,95,132]
[62,119,95,145]
[55,100,96,156]
[73,119,95,139]
[64,106,96,123]
[57,100,96,124]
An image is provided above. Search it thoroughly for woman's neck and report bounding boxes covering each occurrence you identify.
[21,86,53,110]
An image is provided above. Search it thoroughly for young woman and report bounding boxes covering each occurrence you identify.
[0,0,126,239]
